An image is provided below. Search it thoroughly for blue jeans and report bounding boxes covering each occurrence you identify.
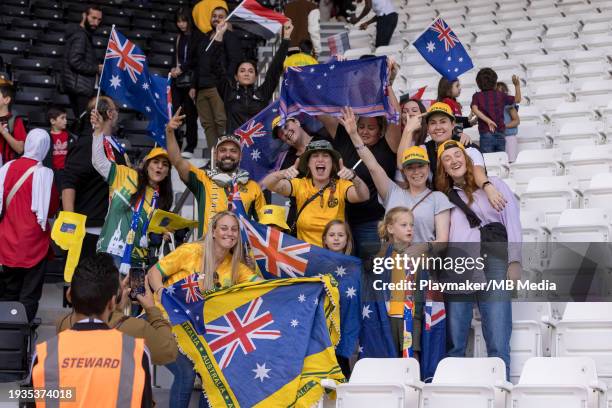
[445,255,512,380]
[351,220,381,258]
[166,352,208,408]
[479,132,506,153]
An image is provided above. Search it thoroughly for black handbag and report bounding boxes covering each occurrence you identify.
[174,71,193,89]
[447,189,508,260]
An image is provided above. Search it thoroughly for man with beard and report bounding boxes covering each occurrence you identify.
[165,108,266,238]
[62,5,103,125]
[62,96,127,259]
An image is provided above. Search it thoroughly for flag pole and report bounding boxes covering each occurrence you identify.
[204,1,243,52]
[94,24,116,112]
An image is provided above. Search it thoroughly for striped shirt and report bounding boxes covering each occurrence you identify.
[471,90,516,133]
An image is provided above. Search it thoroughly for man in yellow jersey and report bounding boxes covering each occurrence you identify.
[165,109,265,237]
[31,254,153,407]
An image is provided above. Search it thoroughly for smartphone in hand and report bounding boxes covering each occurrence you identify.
[129,268,146,301]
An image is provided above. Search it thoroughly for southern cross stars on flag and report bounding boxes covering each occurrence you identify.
[413,17,474,81]
[100,27,169,147]
[233,202,362,359]
[234,101,286,183]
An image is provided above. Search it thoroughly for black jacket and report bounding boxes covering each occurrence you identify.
[220,39,289,134]
[62,135,126,228]
[62,24,98,96]
[190,32,225,90]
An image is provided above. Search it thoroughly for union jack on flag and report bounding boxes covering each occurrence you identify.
[105,27,146,83]
[181,274,203,303]
[430,18,459,52]
[235,120,266,148]
[241,217,310,278]
[206,297,281,369]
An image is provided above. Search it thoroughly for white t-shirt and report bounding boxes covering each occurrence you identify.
[372,0,396,16]
[383,183,454,243]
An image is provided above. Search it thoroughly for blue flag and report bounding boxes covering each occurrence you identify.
[100,28,169,147]
[160,273,206,335]
[413,17,474,81]
[167,277,344,407]
[420,269,446,381]
[231,194,361,358]
[279,57,399,125]
[235,101,286,183]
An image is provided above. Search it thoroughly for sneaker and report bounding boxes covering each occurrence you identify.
[181,151,194,159]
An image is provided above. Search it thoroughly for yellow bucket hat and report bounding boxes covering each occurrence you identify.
[258,205,290,231]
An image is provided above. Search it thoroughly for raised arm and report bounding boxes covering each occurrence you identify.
[396,113,423,169]
[261,158,299,197]
[351,0,372,24]
[339,107,393,198]
[258,21,293,102]
[165,108,191,182]
[90,111,111,181]
[512,75,522,104]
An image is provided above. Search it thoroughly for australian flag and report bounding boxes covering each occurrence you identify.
[279,56,399,125]
[100,27,169,147]
[413,17,474,81]
[160,273,206,335]
[235,101,285,183]
[232,196,361,358]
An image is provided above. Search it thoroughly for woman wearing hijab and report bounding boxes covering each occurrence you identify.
[0,129,59,322]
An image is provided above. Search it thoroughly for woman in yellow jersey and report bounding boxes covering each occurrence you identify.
[147,211,260,408]
[262,139,370,247]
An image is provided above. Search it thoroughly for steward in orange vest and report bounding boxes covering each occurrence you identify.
[31,254,153,407]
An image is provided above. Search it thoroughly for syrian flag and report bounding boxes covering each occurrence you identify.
[228,0,288,40]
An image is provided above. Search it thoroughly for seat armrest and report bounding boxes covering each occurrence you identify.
[541,315,557,327]
[321,379,337,390]
[405,380,425,390]
[590,380,607,393]
[495,380,514,392]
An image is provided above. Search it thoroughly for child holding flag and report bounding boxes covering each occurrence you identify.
[376,207,423,359]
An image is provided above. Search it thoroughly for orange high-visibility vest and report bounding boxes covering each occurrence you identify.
[32,329,146,408]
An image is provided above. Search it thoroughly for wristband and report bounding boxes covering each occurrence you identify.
[482,180,492,189]
[355,144,366,151]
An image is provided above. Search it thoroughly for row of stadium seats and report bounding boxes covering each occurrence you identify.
[327,356,610,408]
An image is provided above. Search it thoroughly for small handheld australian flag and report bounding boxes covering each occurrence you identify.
[413,17,474,81]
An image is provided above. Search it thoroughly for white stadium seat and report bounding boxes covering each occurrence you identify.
[565,144,612,190]
[583,173,612,209]
[344,47,374,60]
[543,37,583,54]
[517,105,549,125]
[527,66,568,85]
[520,176,582,230]
[509,303,556,383]
[550,102,597,128]
[520,210,551,271]
[483,152,510,178]
[554,303,612,386]
[575,80,612,108]
[552,121,606,159]
[422,358,512,408]
[542,23,579,40]
[521,53,564,71]
[568,61,612,87]
[563,49,612,66]
[511,357,607,408]
[326,358,423,408]
[551,208,612,242]
[510,149,564,194]
[528,84,573,112]
[580,33,612,49]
